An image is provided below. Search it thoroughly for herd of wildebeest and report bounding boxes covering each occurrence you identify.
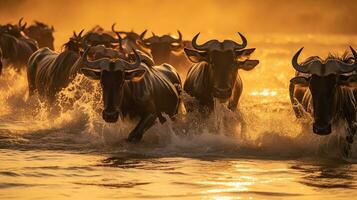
[1,18,357,157]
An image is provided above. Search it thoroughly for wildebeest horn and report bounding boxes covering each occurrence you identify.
[139,30,150,48]
[176,30,182,42]
[111,23,123,50]
[18,17,23,26]
[292,47,311,73]
[78,29,84,38]
[139,30,147,40]
[81,47,110,69]
[233,32,247,50]
[332,46,357,73]
[192,33,209,51]
[18,17,27,30]
[111,23,117,33]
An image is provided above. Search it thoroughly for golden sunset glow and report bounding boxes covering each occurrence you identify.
[0,1,357,200]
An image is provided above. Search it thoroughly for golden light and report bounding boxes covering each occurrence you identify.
[249,89,277,97]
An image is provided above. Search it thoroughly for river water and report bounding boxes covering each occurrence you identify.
[1,34,357,199]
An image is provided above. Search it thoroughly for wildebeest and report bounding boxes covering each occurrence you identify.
[183,33,259,111]
[24,21,55,50]
[27,30,85,102]
[0,18,27,38]
[111,23,148,54]
[83,25,117,48]
[0,18,38,71]
[139,31,190,73]
[289,47,357,157]
[80,48,182,142]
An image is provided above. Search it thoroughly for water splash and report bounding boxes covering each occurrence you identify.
[0,64,356,160]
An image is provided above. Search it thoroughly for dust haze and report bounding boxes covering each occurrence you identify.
[1,0,357,44]
[1,0,357,90]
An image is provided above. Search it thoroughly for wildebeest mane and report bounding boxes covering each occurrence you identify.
[33,21,49,29]
[327,51,354,64]
[62,39,80,52]
[300,56,322,65]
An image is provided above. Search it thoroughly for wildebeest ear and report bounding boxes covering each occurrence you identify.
[237,59,259,71]
[81,68,101,80]
[235,48,255,60]
[184,48,207,63]
[124,68,146,82]
[339,75,357,88]
[290,76,310,86]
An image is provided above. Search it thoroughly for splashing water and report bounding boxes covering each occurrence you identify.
[0,62,356,159]
[1,34,357,199]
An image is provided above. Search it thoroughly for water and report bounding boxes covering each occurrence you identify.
[1,34,357,199]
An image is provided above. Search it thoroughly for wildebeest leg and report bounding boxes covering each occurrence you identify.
[27,62,37,96]
[199,99,214,115]
[228,81,242,111]
[0,60,2,76]
[343,91,357,144]
[127,113,157,142]
[339,90,357,157]
[289,82,304,118]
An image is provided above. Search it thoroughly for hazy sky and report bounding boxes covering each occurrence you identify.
[0,0,356,36]
[1,0,357,90]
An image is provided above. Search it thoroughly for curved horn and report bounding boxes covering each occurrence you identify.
[18,17,27,30]
[81,47,110,69]
[335,46,357,73]
[115,32,123,51]
[77,29,84,38]
[292,47,310,73]
[18,17,24,27]
[233,32,247,50]
[138,30,151,48]
[111,23,117,33]
[139,30,147,40]
[191,33,208,51]
[176,30,182,42]
[111,23,123,50]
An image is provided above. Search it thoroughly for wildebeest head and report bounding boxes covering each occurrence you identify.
[83,25,117,48]
[0,18,26,39]
[0,26,20,60]
[80,48,146,123]
[291,47,357,134]
[24,21,55,49]
[63,29,84,52]
[184,33,259,100]
[111,23,145,44]
[139,31,183,64]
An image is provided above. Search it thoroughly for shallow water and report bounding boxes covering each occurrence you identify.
[1,150,357,200]
[1,34,357,199]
